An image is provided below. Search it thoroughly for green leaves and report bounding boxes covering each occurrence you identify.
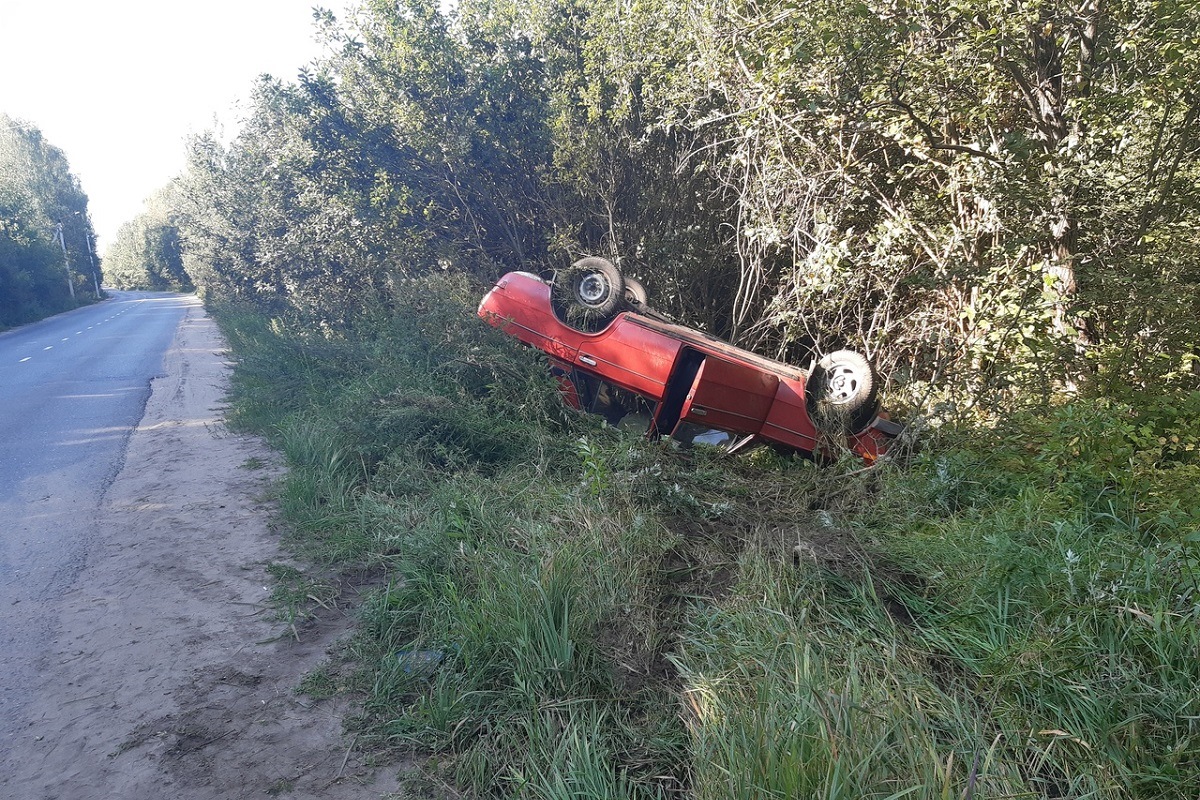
[165,0,1199,407]
[103,184,191,291]
[0,114,99,326]
[653,0,1200,405]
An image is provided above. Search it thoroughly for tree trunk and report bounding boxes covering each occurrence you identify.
[1030,8,1098,353]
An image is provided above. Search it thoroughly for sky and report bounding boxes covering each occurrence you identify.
[0,0,356,253]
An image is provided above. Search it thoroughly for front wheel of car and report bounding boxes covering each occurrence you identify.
[552,257,625,331]
[807,349,879,434]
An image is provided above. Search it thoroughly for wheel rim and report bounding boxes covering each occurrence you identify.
[577,273,609,306]
[824,365,862,405]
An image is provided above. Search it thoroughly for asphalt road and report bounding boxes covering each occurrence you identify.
[0,291,195,730]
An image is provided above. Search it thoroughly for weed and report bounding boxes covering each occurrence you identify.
[297,663,338,700]
[265,562,336,631]
[265,777,295,796]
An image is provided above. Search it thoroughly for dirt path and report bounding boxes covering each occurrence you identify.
[1,299,401,799]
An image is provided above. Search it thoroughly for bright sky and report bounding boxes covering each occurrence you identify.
[0,0,356,253]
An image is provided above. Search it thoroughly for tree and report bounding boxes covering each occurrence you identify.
[0,114,100,326]
[169,0,1200,403]
[178,0,562,321]
[103,184,192,291]
[657,0,1200,400]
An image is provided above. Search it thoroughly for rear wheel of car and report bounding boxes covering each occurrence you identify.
[623,276,649,310]
[807,349,878,434]
[552,257,625,331]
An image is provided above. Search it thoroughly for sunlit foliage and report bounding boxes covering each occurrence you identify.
[169,0,1198,406]
[0,114,100,327]
[103,184,192,291]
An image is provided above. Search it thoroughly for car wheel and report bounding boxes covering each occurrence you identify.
[807,349,879,434]
[623,276,649,310]
[552,257,625,331]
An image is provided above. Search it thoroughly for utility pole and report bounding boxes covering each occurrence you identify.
[73,210,102,296]
[55,222,76,301]
[84,230,100,296]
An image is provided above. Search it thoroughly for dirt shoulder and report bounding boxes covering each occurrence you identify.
[2,299,400,799]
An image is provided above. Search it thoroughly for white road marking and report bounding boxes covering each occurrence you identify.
[19,357,31,363]
[43,346,52,351]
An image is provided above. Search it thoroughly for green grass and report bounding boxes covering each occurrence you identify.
[213,274,1200,799]
[857,410,1200,797]
[264,561,337,634]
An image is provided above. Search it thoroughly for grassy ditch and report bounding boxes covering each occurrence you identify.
[216,274,1200,799]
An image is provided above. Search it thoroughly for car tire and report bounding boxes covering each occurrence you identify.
[552,257,625,331]
[623,276,649,310]
[807,349,879,434]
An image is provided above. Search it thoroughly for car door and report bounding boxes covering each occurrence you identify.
[678,355,779,435]
[574,319,680,401]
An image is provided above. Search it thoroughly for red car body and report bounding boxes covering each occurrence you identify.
[478,271,899,462]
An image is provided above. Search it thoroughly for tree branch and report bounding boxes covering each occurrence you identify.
[887,91,1006,165]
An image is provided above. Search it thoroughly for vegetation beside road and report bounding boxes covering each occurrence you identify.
[101,184,193,292]
[102,0,1197,794]
[0,114,102,328]
[215,274,1200,798]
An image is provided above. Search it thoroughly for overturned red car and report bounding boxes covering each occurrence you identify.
[478,258,900,463]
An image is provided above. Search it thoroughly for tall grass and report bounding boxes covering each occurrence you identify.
[858,403,1200,798]
[214,276,1200,798]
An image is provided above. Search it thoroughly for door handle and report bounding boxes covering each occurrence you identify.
[579,355,597,366]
